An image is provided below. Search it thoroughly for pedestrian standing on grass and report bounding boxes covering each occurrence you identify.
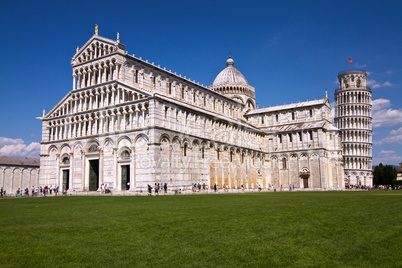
[164,183,167,194]
[155,183,159,196]
[214,183,217,192]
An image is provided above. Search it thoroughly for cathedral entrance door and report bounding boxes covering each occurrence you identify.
[303,178,309,189]
[121,165,130,190]
[62,170,69,191]
[89,160,99,191]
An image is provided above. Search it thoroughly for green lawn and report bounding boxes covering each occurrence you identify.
[0,191,401,267]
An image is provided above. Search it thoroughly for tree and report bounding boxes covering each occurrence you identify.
[373,163,397,186]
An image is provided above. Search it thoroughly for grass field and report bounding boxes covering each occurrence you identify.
[0,191,401,267]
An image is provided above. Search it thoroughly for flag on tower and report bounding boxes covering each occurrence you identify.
[348,58,353,64]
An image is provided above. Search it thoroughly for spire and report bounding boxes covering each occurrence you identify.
[95,24,98,35]
[117,32,120,42]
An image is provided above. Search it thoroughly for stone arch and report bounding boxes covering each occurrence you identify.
[160,135,170,154]
[246,98,255,109]
[73,141,83,154]
[48,145,58,155]
[86,139,100,149]
[118,135,132,148]
[192,139,200,147]
[118,146,132,160]
[232,95,244,104]
[182,138,191,146]
[104,137,115,147]
[134,134,148,148]
[61,154,71,165]
[59,143,71,155]
[172,136,181,147]
[160,134,171,144]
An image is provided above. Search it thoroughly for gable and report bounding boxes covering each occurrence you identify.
[71,35,125,66]
[43,83,151,120]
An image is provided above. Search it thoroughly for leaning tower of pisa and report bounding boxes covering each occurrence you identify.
[335,70,373,187]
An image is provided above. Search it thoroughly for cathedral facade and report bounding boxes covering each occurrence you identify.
[39,30,345,193]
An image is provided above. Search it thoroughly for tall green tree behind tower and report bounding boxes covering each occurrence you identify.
[373,163,396,185]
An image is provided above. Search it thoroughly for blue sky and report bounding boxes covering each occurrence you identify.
[0,0,401,165]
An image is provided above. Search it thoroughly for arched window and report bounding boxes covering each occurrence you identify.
[184,144,188,157]
[88,145,99,153]
[62,157,70,165]
[282,158,287,169]
[121,150,130,160]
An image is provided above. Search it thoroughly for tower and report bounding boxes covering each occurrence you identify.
[335,71,373,187]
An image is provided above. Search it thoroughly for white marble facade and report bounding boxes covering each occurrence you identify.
[334,71,373,186]
[0,156,40,195]
[39,31,345,193]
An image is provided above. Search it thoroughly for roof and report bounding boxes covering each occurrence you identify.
[247,98,329,115]
[260,120,327,133]
[212,57,250,87]
[0,156,40,167]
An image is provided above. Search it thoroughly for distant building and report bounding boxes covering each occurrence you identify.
[396,163,402,181]
[0,156,40,195]
[38,29,345,194]
[334,71,373,187]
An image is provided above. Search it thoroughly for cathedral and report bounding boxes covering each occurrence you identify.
[38,28,349,194]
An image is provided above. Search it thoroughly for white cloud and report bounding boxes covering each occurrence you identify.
[375,127,402,145]
[382,81,392,87]
[372,98,391,111]
[372,99,402,127]
[354,63,367,68]
[373,150,402,165]
[0,137,40,158]
[379,150,396,154]
[367,79,393,89]
[373,108,402,127]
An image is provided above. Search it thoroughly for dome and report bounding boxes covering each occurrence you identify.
[212,56,249,87]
